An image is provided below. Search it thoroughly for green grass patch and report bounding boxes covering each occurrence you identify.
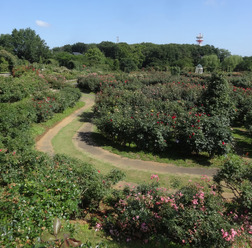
[232,127,252,158]
[40,221,185,248]
[31,101,85,139]
[52,106,204,190]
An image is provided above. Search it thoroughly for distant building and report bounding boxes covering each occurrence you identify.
[72,52,83,56]
[195,64,203,74]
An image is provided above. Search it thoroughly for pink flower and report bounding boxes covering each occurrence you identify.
[95,223,102,232]
[192,199,198,205]
[231,229,237,238]
[150,174,159,182]
[221,229,228,238]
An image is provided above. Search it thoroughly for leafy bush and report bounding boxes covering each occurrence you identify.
[43,73,66,89]
[176,112,233,156]
[77,73,117,92]
[0,151,125,247]
[201,72,234,119]
[0,100,37,152]
[0,73,49,103]
[0,151,82,246]
[214,155,252,218]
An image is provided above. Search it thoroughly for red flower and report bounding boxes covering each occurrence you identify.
[222,141,225,145]
[192,133,195,136]
[172,115,176,119]
[98,170,101,173]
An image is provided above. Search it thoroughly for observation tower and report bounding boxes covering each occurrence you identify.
[196,33,203,46]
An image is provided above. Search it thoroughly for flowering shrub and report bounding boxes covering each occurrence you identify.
[214,155,252,233]
[103,174,248,247]
[12,65,40,77]
[0,73,49,103]
[94,73,236,156]
[77,73,117,92]
[176,112,233,156]
[32,96,56,122]
[42,73,66,89]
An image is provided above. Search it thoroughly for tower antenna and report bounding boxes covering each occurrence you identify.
[196,33,203,46]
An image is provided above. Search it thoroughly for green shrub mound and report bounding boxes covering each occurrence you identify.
[0,151,124,247]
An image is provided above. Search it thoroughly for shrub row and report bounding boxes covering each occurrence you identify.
[94,73,239,156]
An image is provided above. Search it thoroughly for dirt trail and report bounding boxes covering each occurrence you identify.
[36,95,94,155]
[36,94,218,177]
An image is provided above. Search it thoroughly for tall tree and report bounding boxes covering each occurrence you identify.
[10,28,50,62]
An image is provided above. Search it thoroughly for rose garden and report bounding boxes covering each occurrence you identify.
[0,28,252,247]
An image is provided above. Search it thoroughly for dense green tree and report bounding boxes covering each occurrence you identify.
[200,54,220,72]
[10,28,50,62]
[54,51,74,67]
[62,44,72,53]
[222,55,243,72]
[235,56,252,71]
[120,57,138,72]
[72,42,88,54]
[85,47,105,66]
[0,34,14,53]
[216,48,231,62]
[97,41,117,58]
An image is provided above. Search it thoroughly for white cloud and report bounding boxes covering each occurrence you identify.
[36,20,50,27]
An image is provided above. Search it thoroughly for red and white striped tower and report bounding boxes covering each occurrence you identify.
[196,33,203,46]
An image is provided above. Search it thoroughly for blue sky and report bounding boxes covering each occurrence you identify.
[1,0,252,56]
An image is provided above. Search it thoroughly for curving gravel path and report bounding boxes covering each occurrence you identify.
[36,93,218,177]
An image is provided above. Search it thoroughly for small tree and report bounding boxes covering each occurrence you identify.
[222,55,243,72]
[201,72,234,119]
[200,54,220,72]
[85,47,105,66]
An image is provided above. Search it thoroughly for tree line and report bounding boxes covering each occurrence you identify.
[1,28,252,72]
